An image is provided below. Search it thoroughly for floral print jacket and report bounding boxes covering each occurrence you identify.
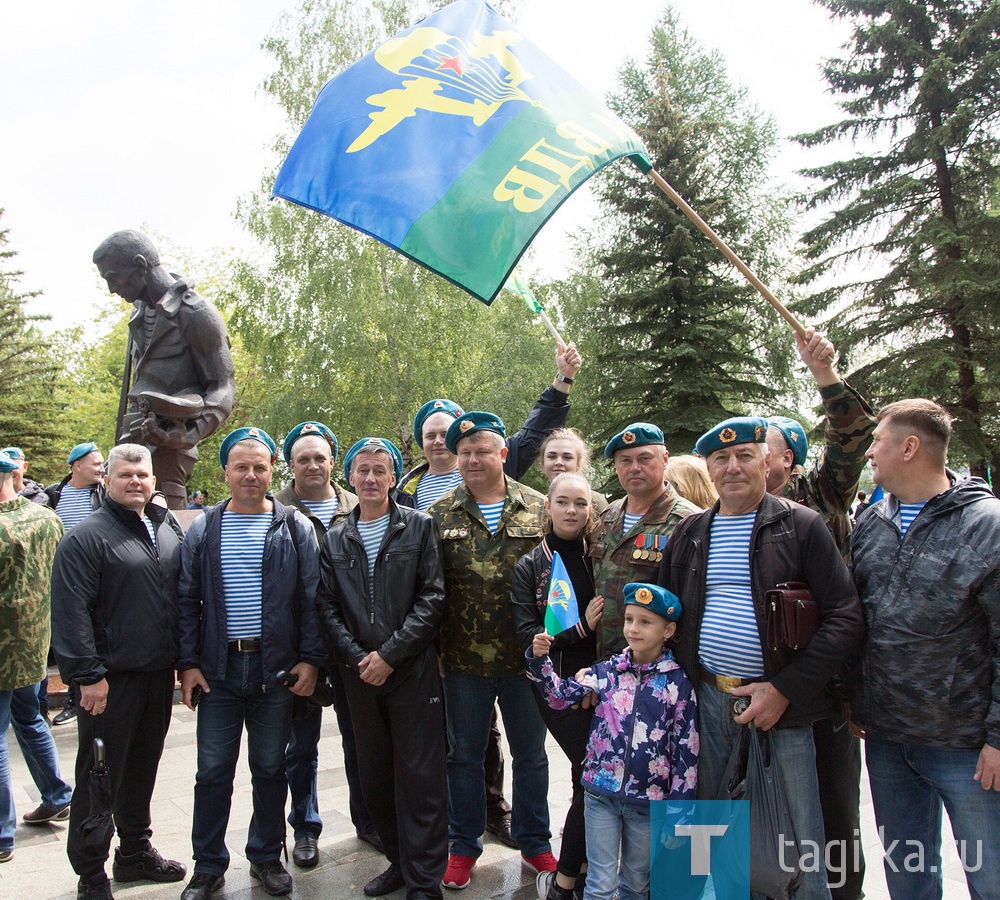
[526,646,698,804]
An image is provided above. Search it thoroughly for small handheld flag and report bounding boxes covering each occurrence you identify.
[544,551,581,636]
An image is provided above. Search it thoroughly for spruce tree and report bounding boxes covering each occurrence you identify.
[563,9,791,455]
[796,0,1000,476]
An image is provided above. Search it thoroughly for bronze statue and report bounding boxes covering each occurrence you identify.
[94,230,236,509]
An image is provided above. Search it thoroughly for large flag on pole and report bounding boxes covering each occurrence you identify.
[273,0,650,305]
[544,552,581,636]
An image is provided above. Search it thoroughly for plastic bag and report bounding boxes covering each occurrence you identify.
[719,725,803,899]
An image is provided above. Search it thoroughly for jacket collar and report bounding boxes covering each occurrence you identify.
[605,483,681,527]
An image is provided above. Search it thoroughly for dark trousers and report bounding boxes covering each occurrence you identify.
[485,708,510,819]
[286,665,375,838]
[67,668,174,880]
[342,648,448,900]
[535,691,592,880]
[814,712,865,900]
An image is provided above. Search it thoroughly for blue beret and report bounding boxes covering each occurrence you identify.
[2,447,24,461]
[68,442,99,465]
[624,582,682,622]
[0,451,18,473]
[219,427,277,466]
[413,399,464,449]
[695,416,769,459]
[445,411,506,455]
[343,437,403,486]
[282,421,339,466]
[767,416,809,468]
[604,423,665,459]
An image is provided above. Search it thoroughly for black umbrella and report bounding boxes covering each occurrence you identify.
[80,738,114,847]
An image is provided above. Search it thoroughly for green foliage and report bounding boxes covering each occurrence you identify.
[0,213,68,484]
[560,9,792,459]
[227,0,554,474]
[795,0,1000,474]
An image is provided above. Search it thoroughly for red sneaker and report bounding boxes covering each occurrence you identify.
[442,854,476,890]
[522,851,558,874]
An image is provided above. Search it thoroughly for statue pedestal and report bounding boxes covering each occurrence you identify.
[172,508,205,534]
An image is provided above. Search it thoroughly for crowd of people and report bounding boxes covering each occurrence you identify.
[1,326,999,900]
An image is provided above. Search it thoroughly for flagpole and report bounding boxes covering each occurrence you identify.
[538,309,564,346]
[646,169,808,339]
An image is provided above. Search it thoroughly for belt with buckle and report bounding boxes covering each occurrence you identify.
[229,638,262,653]
[700,668,756,693]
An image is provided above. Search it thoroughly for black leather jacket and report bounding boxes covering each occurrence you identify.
[318,499,445,677]
[658,492,864,728]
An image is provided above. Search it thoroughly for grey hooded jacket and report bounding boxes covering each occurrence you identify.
[852,472,1000,749]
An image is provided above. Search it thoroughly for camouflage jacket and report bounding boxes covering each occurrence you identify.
[589,485,700,658]
[852,473,1000,749]
[274,480,358,542]
[428,478,546,676]
[0,497,64,690]
[779,380,876,561]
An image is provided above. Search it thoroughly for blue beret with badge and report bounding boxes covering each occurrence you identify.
[68,442,99,465]
[767,416,809,468]
[624,582,682,622]
[0,451,18,473]
[413,399,464,449]
[695,416,769,459]
[445,411,506,455]
[219,427,277,466]
[2,447,24,461]
[603,422,665,459]
[282,421,339,466]
[343,437,404,486]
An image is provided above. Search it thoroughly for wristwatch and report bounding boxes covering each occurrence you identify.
[555,373,574,385]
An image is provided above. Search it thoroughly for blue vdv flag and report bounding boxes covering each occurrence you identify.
[272,0,649,305]
[544,551,580,636]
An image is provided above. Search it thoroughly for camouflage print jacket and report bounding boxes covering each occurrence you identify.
[779,380,876,561]
[0,497,64,690]
[275,480,358,542]
[589,485,701,658]
[852,473,1000,749]
[428,478,546,676]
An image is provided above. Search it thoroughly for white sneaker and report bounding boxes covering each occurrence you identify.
[536,871,555,900]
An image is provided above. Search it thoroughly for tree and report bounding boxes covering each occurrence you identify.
[226,0,554,470]
[0,211,68,484]
[795,0,1000,477]
[557,8,792,457]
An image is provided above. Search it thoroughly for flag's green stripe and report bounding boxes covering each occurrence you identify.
[400,96,647,302]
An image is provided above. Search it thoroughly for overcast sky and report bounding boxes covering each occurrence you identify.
[0,1,852,332]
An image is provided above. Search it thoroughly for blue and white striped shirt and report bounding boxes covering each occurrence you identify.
[477,500,505,534]
[357,513,390,593]
[56,485,94,531]
[699,513,765,679]
[623,511,643,534]
[142,515,156,550]
[301,496,340,528]
[898,501,926,537]
[416,470,463,510]
[221,511,270,640]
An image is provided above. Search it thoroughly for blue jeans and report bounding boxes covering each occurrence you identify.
[1,683,73,851]
[866,735,1000,900]
[582,792,649,900]
[696,680,831,900]
[442,672,550,858]
[191,649,293,875]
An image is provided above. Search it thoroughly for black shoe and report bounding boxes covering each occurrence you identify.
[77,875,114,900]
[357,829,386,854]
[485,813,517,849]
[180,872,225,900]
[364,862,405,896]
[292,834,319,868]
[53,705,77,726]
[113,846,187,883]
[250,859,293,896]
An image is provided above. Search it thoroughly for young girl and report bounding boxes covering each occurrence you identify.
[527,582,697,900]
[511,471,603,900]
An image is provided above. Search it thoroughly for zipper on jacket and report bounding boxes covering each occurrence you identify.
[617,663,646,798]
